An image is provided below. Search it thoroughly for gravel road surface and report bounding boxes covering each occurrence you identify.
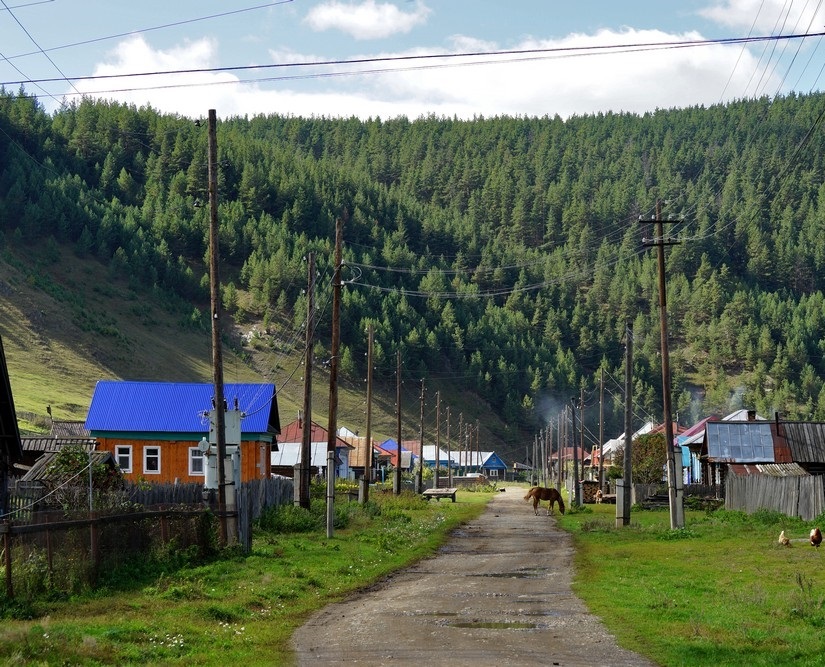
[291,486,658,666]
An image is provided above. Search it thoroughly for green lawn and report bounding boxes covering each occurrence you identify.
[559,503,825,667]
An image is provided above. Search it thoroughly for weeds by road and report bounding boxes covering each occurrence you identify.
[0,490,490,665]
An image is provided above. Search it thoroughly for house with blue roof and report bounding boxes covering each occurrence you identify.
[85,380,280,484]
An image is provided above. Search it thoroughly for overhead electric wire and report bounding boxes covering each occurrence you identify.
[4,30,823,92]
[2,0,294,64]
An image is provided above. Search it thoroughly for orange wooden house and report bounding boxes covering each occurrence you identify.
[85,380,280,485]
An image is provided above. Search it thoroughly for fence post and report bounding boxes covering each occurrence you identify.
[89,514,98,585]
[3,523,12,599]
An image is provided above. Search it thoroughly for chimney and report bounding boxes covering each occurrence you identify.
[747,410,756,422]
[298,410,303,428]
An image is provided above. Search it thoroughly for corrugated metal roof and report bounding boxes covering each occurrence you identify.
[49,420,90,438]
[22,437,96,453]
[85,381,279,435]
[706,421,775,462]
[780,422,825,463]
[729,462,809,477]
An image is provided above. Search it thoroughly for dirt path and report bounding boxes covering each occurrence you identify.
[291,486,658,666]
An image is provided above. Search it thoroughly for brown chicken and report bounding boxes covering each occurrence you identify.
[810,527,822,548]
[778,530,791,546]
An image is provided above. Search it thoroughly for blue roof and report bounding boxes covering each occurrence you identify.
[85,381,280,435]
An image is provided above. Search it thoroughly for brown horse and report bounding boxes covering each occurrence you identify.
[524,486,565,516]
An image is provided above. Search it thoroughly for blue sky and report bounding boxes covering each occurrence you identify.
[3,0,825,120]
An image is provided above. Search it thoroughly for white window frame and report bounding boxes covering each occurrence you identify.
[115,444,132,473]
[488,468,499,477]
[143,446,161,475]
[189,447,205,476]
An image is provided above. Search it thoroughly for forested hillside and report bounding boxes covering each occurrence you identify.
[3,88,825,460]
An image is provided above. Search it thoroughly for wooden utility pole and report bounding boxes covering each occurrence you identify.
[580,386,585,484]
[458,412,464,475]
[325,216,343,538]
[475,419,480,477]
[620,319,633,526]
[644,201,684,529]
[394,350,402,495]
[446,407,452,487]
[557,415,562,490]
[361,323,373,504]
[417,379,425,493]
[299,252,314,510]
[599,368,605,492]
[571,400,580,505]
[207,109,229,545]
[532,433,538,486]
[434,391,441,489]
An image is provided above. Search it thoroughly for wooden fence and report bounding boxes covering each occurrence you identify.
[1,476,296,599]
[725,474,825,520]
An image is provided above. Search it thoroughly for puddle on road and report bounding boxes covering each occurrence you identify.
[470,568,548,579]
[450,621,537,629]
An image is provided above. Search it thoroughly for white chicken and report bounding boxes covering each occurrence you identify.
[778,530,791,547]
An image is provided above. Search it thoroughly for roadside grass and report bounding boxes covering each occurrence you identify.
[558,504,825,667]
[0,490,490,666]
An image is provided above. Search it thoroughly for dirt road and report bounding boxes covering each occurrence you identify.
[291,486,658,666]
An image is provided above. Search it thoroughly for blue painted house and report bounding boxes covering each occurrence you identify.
[85,380,280,484]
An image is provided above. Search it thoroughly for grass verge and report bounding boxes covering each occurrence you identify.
[0,490,490,666]
[558,503,825,667]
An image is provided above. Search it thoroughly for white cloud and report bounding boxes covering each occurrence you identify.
[698,0,825,34]
[304,0,431,40]
[68,28,777,121]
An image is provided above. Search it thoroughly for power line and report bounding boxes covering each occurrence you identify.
[3,30,822,89]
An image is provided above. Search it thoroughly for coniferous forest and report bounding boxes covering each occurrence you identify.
[3,88,825,460]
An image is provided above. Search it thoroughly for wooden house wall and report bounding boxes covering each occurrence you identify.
[96,437,269,484]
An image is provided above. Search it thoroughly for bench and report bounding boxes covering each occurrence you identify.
[422,487,457,502]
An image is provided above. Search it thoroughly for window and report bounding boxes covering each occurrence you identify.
[488,469,499,477]
[115,445,132,473]
[189,447,204,476]
[143,446,161,474]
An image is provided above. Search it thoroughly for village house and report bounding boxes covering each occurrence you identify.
[272,416,353,479]
[85,380,280,485]
[336,426,390,480]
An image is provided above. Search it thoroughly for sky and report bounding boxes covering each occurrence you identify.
[2,0,825,121]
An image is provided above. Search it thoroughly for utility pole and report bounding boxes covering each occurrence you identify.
[417,379,425,493]
[299,252,314,510]
[557,415,562,490]
[361,323,373,504]
[532,433,538,486]
[207,108,229,545]
[475,419,480,477]
[620,319,633,527]
[570,399,580,506]
[446,407,452,487]
[458,412,464,475]
[394,350,402,495]
[580,386,585,483]
[434,391,441,489]
[643,201,684,529]
[599,368,605,493]
[325,216,343,538]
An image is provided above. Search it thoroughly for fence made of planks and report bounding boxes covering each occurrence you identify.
[725,474,825,520]
[1,476,295,600]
